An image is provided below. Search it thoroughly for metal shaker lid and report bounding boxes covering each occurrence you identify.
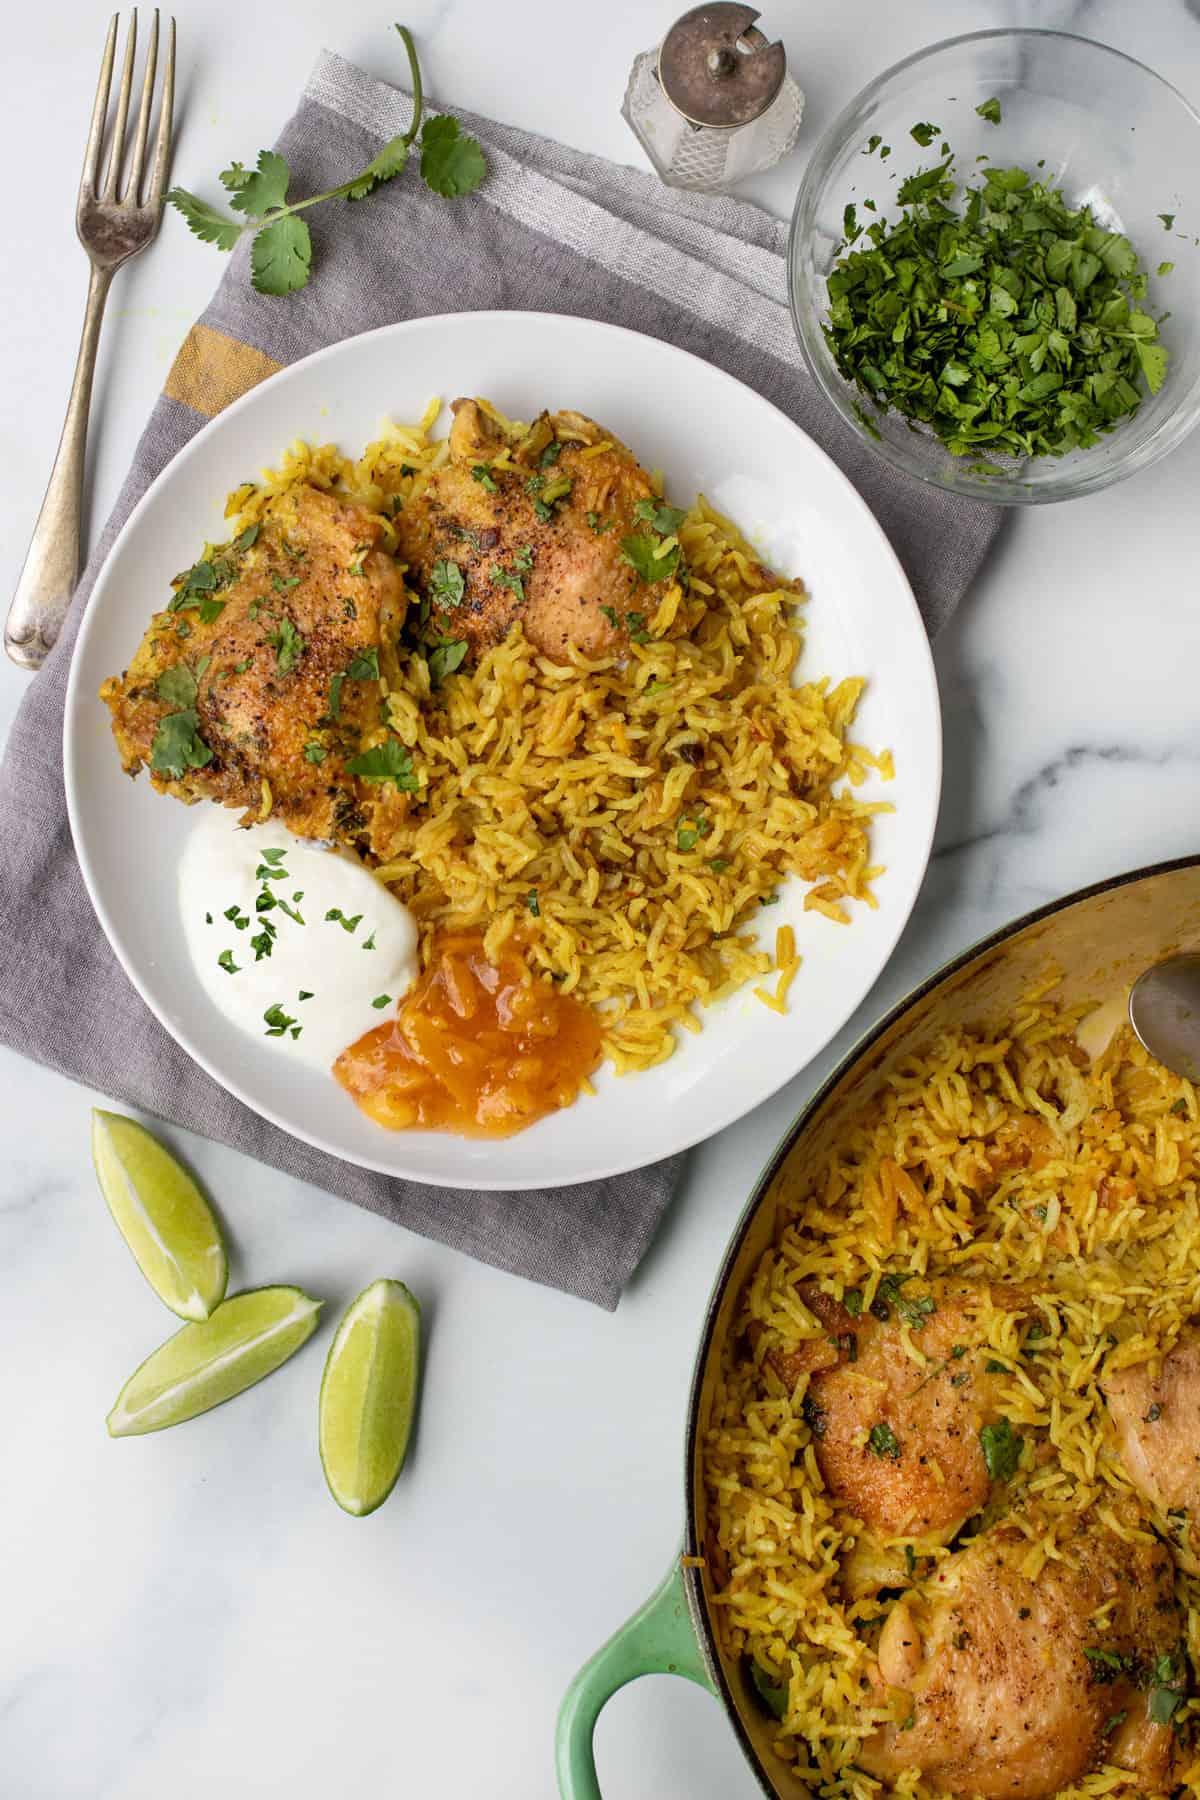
[657,4,788,130]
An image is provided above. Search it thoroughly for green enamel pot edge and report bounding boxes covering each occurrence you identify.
[555,1558,715,1800]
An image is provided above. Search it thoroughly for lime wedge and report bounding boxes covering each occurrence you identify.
[319,1280,421,1516]
[91,1109,227,1321]
[107,1286,322,1437]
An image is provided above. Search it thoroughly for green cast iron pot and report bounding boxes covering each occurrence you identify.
[556,854,1200,1799]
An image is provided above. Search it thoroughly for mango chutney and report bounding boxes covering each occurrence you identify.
[333,930,602,1138]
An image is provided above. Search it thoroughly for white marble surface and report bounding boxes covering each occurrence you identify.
[3,1,1200,1796]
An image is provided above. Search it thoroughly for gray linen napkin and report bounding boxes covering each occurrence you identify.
[0,52,1001,1309]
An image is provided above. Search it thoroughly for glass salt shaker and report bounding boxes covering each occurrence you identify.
[621,3,804,193]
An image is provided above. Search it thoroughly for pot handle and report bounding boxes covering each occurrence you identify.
[555,1559,716,1799]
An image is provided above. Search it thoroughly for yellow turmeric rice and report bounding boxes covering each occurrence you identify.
[224,402,893,1072]
[703,979,1200,1798]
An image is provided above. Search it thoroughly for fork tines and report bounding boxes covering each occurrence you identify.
[81,10,176,211]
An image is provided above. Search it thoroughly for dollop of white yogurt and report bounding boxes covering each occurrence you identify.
[179,809,419,1072]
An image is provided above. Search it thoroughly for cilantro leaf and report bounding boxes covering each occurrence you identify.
[344,739,419,790]
[1159,213,1176,230]
[223,148,291,217]
[979,1417,1023,1482]
[910,121,940,147]
[371,993,393,1009]
[303,741,327,765]
[526,890,540,917]
[156,664,198,709]
[419,115,487,198]
[621,532,680,584]
[975,97,1002,125]
[428,639,468,685]
[251,216,312,296]
[346,647,380,681]
[346,134,410,202]
[471,465,498,493]
[217,949,239,975]
[263,1002,300,1039]
[676,815,711,853]
[430,559,465,609]
[164,188,243,250]
[632,498,687,535]
[867,1422,901,1460]
[149,710,213,781]
[267,617,305,673]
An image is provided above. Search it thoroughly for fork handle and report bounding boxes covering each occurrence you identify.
[5,264,114,671]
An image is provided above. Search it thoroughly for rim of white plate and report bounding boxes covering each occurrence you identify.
[64,310,941,1190]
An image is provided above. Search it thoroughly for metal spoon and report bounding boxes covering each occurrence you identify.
[1129,953,1200,1082]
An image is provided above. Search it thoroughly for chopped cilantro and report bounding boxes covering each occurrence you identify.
[633,497,687,535]
[325,909,363,933]
[346,647,380,682]
[586,511,613,534]
[904,1544,916,1577]
[625,610,651,645]
[155,664,199,708]
[371,994,393,1009]
[598,604,619,628]
[1159,213,1176,230]
[263,1002,300,1039]
[1147,1652,1186,1724]
[270,573,301,593]
[491,564,526,602]
[1171,1097,1190,1117]
[621,530,680,584]
[950,1344,967,1358]
[298,990,314,1001]
[1145,1402,1163,1422]
[149,710,213,781]
[303,740,327,764]
[526,890,540,917]
[430,558,465,610]
[975,96,1002,125]
[328,673,345,719]
[843,1290,864,1318]
[539,441,562,467]
[267,617,304,673]
[217,949,239,974]
[250,923,276,961]
[676,814,712,853]
[344,739,419,790]
[979,1416,1023,1482]
[471,464,498,492]
[867,1422,901,1460]
[428,639,468,685]
[707,857,729,873]
[825,150,1171,458]
[910,121,941,146]
[224,904,250,929]
[1101,1710,1127,1739]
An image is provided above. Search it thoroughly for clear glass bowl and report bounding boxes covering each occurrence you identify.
[788,30,1200,504]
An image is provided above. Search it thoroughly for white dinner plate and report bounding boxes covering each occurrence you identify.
[64,311,941,1191]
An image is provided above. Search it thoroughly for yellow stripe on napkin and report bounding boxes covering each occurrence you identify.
[164,324,283,418]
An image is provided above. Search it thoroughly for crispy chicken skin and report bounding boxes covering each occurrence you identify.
[101,483,410,856]
[1103,1329,1200,1516]
[861,1515,1182,1798]
[766,1279,1029,1539]
[392,399,676,661]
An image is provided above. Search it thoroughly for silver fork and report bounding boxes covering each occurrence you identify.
[5,11,175,671]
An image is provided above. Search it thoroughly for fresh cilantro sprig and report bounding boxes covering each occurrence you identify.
[165,25,487,296]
